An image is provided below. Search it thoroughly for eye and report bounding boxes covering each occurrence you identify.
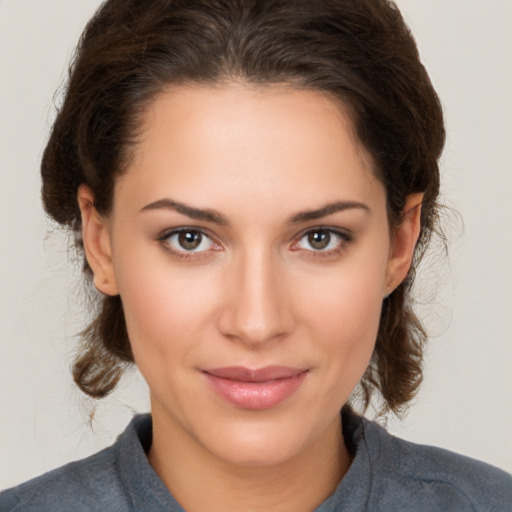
[294,228,349,253]
[163,229,216,253]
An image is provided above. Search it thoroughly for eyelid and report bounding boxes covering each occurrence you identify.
[292,225,353,243]
[155,225,353,261]
[290,226,353,254]
[157,227,222,259]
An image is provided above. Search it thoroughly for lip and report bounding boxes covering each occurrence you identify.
[202,366,309,410]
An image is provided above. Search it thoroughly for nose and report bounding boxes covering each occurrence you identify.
[217,248,294,347]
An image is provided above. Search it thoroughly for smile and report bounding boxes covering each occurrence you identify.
[202,366,309,410]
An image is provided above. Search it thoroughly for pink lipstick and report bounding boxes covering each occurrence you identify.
[203,366,308,410]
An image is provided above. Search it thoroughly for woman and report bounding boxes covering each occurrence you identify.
[1,0,511,510]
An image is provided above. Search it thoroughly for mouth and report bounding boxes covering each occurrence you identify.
[202,366,309,410]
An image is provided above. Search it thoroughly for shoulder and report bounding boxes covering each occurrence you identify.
[362,418,512,511]
[0,415,183,512]
[0,434,130,512]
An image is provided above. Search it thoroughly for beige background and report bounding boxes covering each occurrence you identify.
[1,0,511,488]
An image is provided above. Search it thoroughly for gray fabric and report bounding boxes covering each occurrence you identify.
[1,411,511,511]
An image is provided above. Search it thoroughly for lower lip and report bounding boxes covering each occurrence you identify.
[204,371,308,410]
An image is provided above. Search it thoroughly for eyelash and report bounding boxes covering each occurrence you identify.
[157,226,352,261]
[291,228,353,257]
[157,228,221,261]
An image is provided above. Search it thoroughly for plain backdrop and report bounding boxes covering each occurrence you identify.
[1,0,511,489]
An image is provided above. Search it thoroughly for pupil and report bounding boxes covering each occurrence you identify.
[179,231,201,250]
[308,231,330,250]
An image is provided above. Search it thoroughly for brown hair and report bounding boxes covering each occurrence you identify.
[41,0,445,415]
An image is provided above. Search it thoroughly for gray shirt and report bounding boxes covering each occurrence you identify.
[1,410,511,511]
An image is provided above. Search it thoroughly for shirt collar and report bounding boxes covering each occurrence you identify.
[116,409,375,512]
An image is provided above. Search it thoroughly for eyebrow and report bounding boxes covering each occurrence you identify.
[141,199,229,225]
[140,198,370,225]
[288,201,370,223]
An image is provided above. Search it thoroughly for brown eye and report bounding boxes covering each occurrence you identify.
[162,229,215,253]
[178,230,203,250]
[294,228,349,254]
[307,230,331,250]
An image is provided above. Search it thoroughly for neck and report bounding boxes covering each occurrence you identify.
[148,404,351,512]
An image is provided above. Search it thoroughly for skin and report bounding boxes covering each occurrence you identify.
[79,83,422,512]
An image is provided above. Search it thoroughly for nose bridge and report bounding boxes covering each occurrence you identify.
[219,244,291,345]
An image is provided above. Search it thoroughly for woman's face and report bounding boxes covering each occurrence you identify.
[82,84,418,468]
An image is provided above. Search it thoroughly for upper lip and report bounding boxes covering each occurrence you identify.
[203,366,308,382]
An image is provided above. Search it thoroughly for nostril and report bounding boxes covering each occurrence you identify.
[219,315,291,347]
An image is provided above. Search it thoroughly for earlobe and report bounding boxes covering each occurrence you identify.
[384,193,423,296]
[77,185,119,296]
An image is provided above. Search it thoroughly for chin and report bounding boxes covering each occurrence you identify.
[210,433,305,468]
[196,410,334,469]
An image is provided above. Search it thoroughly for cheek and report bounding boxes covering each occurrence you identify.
[317,284,382,407]
[295,246,388,382]
[299,246,387,330]
[111,244,221,368]
[318,274,383,360]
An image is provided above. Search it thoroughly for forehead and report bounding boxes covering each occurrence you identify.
[114,83,384,218]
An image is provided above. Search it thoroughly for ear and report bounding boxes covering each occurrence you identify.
[384,193,423,297]
[77,185,119,296]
